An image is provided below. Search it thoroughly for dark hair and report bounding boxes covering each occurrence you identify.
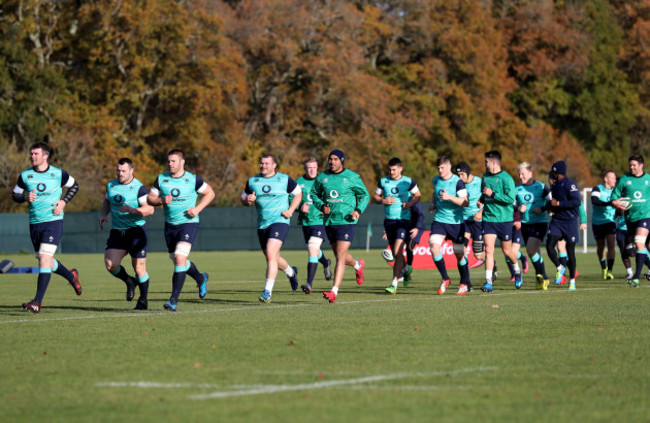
[601,169,615,179]
[118,157,134,168]
[388,157,402,167]
[260,154,277,164]
[485,150,502,162]
[436,154,451,167]
[629,154,644,164]
[168,149,185,159]
[455,161,471,174]
[30,141,53,158]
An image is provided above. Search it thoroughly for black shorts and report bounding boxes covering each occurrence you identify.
[592,222,616,240]
[106,225,148,258]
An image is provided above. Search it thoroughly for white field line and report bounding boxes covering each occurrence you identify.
[1,285,644,325]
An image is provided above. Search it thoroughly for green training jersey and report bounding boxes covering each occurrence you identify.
[245,172,299,229]
[152,171,207,225]
[611,172,650,222]
[296,175,324,226]
[481,170,516,223]
[432,174,467,224]
[376,175,418,221]
[310,168,370,226]
[106,177,149,230]
[590,184,616,225]
[14,166,75,224]
[515,180,549,224]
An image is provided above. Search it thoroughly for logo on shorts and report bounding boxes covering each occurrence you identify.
[262,185,271,193]
[48,236,53,242]
[571,236,576,242]
[184,234,189,240]
[344,234,349,240]
[505,235,510,240]
[274,232,279,237]
[37,183,47,192]
[317,231,322,236]
[140,250,145,256]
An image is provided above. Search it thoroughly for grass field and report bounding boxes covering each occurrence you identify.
[1,249,649,423]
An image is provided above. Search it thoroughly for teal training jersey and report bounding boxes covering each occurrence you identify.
[245,172,299,229]
[432,174,467,224]
[310,168,370,226]
[462,175,482,221]
[14,166,75,224]
[616,214,628,231]
[106,178,149,230]
[591,184,616,225]
[481,170,516,223]
[611,172,650,222]
[152,171,206,225]
[515,180,549,224]
[376,175,418,221]
[296,175,324,226]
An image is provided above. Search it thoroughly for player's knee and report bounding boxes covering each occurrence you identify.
[626,243,636,257]
[634,234,648,247]
[472,240,484,256]
[452,243,465,255]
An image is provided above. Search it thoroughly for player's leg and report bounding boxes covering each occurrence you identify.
[630,223,650,286]
[132,256,150,309]
[605,231,616,279]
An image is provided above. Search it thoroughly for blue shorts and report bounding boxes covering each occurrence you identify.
[463,220,483,242]
[301,225,326,244]
[258,222,290,250]
[483,221,514,242]
[29,220,63,252]
[384,219,409,245]
[106,225,148,258]
[164,222,199,253]
[626,218,650,236]
[548,219,579,243]
[326,225,356,243]
[512,227,523,245]
[430,221,464,244]
[592,222,616,240]
[616,228,631,247]
[521,222,547,244]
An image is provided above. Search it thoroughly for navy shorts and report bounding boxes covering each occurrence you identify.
[430,221,464,244]
[592,222,616,240]
[521,222,547,244]
[29,220,63,252]
[626,218,650,236]
[384,219,410,245]
[616,228,631,247]
[512,227,523,245]
[106,225,148,258]
[301,225,326,244]
[483,221,514,242]
[548,219,579,243]
[258,222,290,250]
[326,225,356,243]
[165,222,199,253]
[463,220,483,243]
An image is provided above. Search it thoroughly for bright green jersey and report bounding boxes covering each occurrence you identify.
[106,178,149,230]
[310,168,370,226]
[376,175,418,220]
[462,175,482,221]
[296,175,324,226]
[432,174,467,224]
[152,171,206,225]
[611,172,650,222]
[14,166,75,224]
[590,184,616,225]
[245,172,299,229]
[481,170,516,223]
[515,180,549,224]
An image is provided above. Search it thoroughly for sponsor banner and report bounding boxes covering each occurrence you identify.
[386,230,483,269]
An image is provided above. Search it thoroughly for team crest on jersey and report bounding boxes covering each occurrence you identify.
[627,181,632,185]
[185,178,189,184]
[27,175,33,179]
[343,178,347,183]
[323,178,328,183]
[163,179,169,183]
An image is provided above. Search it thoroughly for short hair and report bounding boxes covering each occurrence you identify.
[168,149,185,160]
[436,155,451,167]
[388,157,402,167]
[260,154,277,164]
[629,154,644,164]
[485,150,502,163]
[601,169,615,178]
[517,162,532,172]
[117,157,133,168]
[303,156,318,166]
[30,141,52,157]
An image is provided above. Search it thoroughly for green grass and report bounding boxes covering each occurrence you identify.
[1,249,649,422]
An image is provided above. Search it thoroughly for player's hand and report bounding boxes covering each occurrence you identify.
[247,193,256,206]
[579,223,587,231]
[402,201,411,209]
[482,187,493,197]
[186,207,199,218]
[28,190,37,202]
[164,193,173,205]
[300,203,310,213]
[119,205,134,214]
[52,200,66,216]
[281,209,293,219]
[409,228,419,238]
[382,232,388,241]
[476,200,483,209]
[550,198,560,207]
[322,205,331,215]
[532,207,543,215]
[519,204,527,213]
[99,215,107,231]
[384,196,396,205]
[350,210,360,220]
[513,221,521,230]
[439,189,452,201]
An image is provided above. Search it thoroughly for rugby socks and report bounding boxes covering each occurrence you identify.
[264,279,275,293]
[607,258,615,272]
[110,265,131,283]
[186,260,202,283]
[171,265,188,302]
[559,252,568,268]
[406,247,414,267]
[531,253,548,279]
[505,257,515,278]
[52,259,74,282]
[434,254,449,280]
[599,258,607,270]
[330,285,339,295]
[307,256,319,286]
[137,273,149,298]
[634,249,649,279]
[458,256,469,285]
[317,251,329,267]
[34,267,52,304]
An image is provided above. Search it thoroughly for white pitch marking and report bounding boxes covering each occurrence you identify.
[186,366,498,400]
